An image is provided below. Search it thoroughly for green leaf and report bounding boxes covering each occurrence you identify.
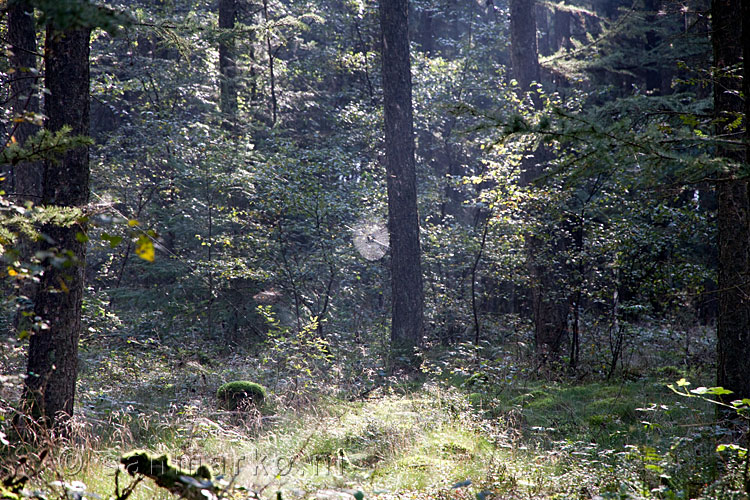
[101,232,123,249]
[690,386,733,396]
[717,444,748,458]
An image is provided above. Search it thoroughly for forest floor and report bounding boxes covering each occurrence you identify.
[1,325,747,500]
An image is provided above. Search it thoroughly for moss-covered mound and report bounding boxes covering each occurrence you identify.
[216,381,266,409]
[120,450,215,500]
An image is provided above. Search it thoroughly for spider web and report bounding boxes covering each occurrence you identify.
[352,219,389,260]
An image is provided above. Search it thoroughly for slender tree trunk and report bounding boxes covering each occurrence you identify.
[263,0,278,124]
[553,3,571,52]
[536,3,551,57]
[219,0,238,124]
[510,0,568,355]
[379,0,424,366]
[714,0,750,403]
[24,24,91,431]
[7,0,43,201]
[353,16,375,102]
[644,0,663,93]
[416,4,433,55]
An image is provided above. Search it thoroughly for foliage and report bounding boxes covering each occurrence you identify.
[0,0,744,498]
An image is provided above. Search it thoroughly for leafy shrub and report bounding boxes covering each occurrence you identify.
[216,381,266,410]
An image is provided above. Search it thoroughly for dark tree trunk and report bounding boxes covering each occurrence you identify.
[24,25,91,431]
[536,3,551,57]
[7,0,43,201]
[219,0,238,123]
[553,3,571,52]
[509,0,540,92]
[416,5,433,55]
[643,0,666,94]
[713,0,750,403]
[379,0,424,365]
[510,0,568,354]
[263,0,278,124]
[7,0,43,337]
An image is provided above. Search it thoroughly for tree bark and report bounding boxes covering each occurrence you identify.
[713,0,750,403]
[219,0,238,123]
[509,0,540,92]
[553,3,571,52]
[7,0,43,338]
[416,4,433,55]
[510,0,568,354]
[643,0,667,94]
[24,24,91,431]
[536,3,551,57]
[379,0,424,365]
[263,0,278,124]
[7,0,43,201]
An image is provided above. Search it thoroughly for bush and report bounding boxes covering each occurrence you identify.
[216,381,266,410]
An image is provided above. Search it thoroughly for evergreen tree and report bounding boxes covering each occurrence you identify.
[713,0,750,403]
[24,15,92,431]
[379,0,424,365]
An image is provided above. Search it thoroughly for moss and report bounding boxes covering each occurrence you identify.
[655,365,683,380]
[120,450,215,500]
[0,473,27,500]
[468,392,483,407]
[586,397,638,423]
[441,441,470,456]
[216,381,266,409]
[509,389,550,407]
[0,485,20,500]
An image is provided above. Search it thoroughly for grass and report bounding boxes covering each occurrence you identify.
[1,324,748,500]
[11,380,739,500]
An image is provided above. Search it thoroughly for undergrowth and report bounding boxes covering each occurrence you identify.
[1,321,747,500]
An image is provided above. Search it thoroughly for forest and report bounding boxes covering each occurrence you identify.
[1,0,750,498]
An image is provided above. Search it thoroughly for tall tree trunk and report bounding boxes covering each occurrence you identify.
[24,24,91,431]
[7,0,43,201]
[536,3,551,57]
[379,0,424,366]
[510,0,568,355]
[510,0,540,92]
[553,3,571,52]
[714,0,750,403]
[416,4,433,55]
[263,0,278,125]
[7,0,43,338]
[218,0,238,124]
[644,0,665,94]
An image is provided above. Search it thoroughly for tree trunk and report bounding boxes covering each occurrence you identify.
[219,0,238,123]
[714,0,750,404]
[7,0,43,338]
[553,3,571,52]
[7,0,43,201]
[416,4,433,55]
[510,0,569,355]
[24,24,91,431]
[263,0,278,124]
[536,3,551,57]
[379,0,424,365]
[509,0,540,92]
[643,0,665,94]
